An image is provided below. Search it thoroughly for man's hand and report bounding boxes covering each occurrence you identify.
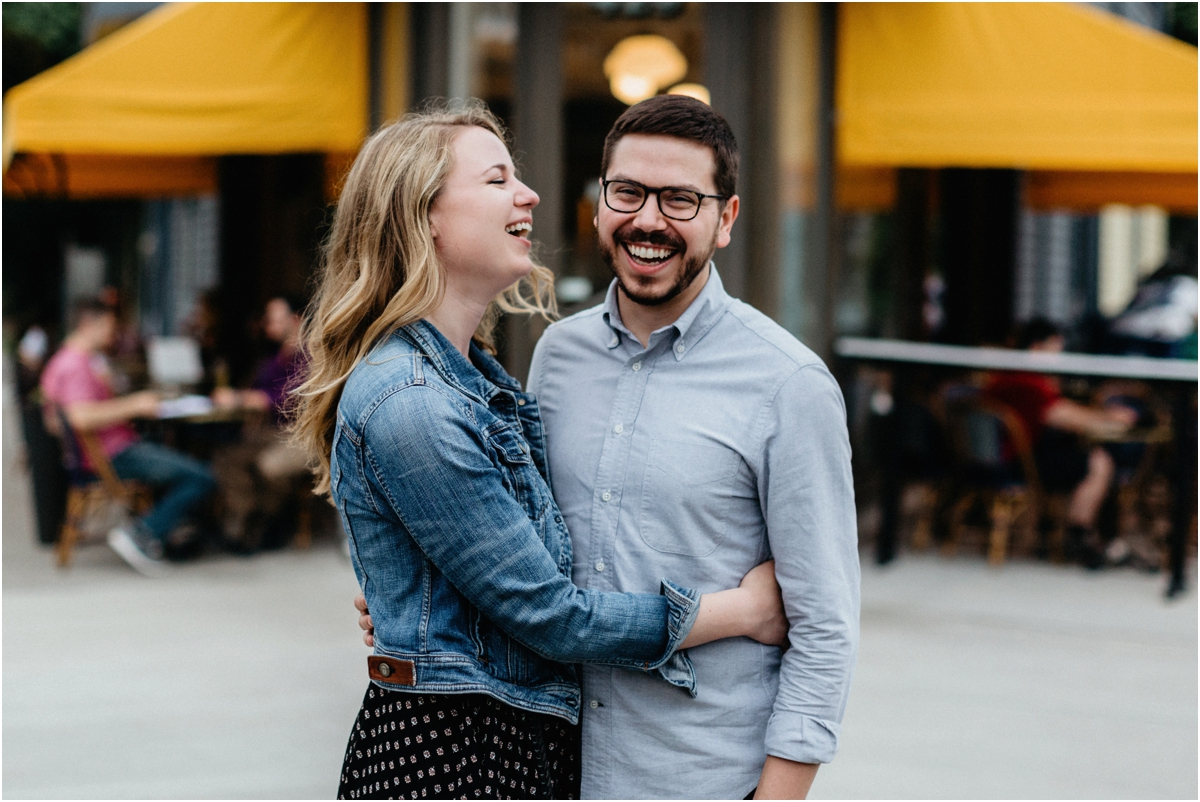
[128,390,163,418]
[211,387,272,411]
[211,387,240,409]
[754,755,818,799]
[355,593,374,648]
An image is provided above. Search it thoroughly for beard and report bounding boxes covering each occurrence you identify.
[598,222,717,308]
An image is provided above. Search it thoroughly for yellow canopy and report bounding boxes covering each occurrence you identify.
[838,3,1198,172]
[3,2,368,167]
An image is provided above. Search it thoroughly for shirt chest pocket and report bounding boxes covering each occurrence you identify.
[637,437,742,557]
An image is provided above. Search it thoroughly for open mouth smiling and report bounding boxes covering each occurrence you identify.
[505,221,532,238]
[623,242,678,266]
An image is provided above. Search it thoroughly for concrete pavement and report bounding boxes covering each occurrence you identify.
[3,370,1195,799]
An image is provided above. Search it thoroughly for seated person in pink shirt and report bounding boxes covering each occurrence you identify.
[40,298,216,575]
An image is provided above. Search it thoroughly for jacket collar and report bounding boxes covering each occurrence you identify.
[399,320,521,404]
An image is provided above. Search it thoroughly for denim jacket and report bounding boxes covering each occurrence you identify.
[331,321,701,723]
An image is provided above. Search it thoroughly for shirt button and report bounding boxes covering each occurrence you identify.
[610,337,619,347]
[631,362,642,371]
[601,491,612,502]
[595,560,605,572]
[613,423,623,434]
[675,343,685,354]
[589,700,599,709]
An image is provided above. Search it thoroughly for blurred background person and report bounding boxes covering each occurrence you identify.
[39,297,217,575]
[1108,258,1199,359]
[984,318,1138,567]
[210,294,310,551]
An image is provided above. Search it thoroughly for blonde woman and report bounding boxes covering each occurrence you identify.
[292,104,785,800]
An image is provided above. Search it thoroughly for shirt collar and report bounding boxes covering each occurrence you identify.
[400,320,521,403]
[601,262,732,360]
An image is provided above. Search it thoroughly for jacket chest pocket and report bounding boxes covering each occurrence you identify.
[486,426,545,512]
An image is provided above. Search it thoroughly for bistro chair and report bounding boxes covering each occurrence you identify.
[938,391,1043,566]
[52,408,150,568]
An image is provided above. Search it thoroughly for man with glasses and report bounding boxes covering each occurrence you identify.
[359,95,859,799]
[526,95,859,799]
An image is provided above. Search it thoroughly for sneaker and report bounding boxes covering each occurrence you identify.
[1105,537,1132,567]
[107,524,167,577]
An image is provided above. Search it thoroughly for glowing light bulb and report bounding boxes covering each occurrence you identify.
[611,73,658,105]
[667,83,711,105]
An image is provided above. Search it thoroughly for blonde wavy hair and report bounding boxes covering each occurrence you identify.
[291,102,557,496]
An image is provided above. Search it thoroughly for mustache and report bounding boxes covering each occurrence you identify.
[612,226,686,251]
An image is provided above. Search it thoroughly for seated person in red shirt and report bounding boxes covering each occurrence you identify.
[41,298,216,575]
[211,295,309,548]
[985,319,1136,567]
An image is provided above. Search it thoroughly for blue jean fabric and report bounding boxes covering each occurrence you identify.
[111,441,216,540]
[331,321,700,724]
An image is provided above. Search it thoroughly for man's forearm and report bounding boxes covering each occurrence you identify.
[66,397,145,430]
[754,755,818,799]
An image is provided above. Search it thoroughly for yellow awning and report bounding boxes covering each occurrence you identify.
[3,2,368,167]
[838,3,1198,172]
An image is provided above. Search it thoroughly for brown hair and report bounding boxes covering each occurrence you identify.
[69,297,115,330]
[290,101,556,496]
[600,94,739,199]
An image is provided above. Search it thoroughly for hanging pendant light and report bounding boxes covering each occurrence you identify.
[603,34,688,105]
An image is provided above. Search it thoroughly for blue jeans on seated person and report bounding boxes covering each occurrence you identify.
[110,442,216,541]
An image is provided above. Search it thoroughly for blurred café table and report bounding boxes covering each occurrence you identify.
[140,393,256,459]
[835,337,1198,598]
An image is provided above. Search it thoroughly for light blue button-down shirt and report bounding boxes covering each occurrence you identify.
[528,266,860,799]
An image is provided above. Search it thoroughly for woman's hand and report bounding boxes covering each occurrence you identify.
[738,560,788,646]
[679,560,789,650]
[354,593,374,647]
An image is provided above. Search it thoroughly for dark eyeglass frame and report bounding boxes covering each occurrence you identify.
[600,178,729,222]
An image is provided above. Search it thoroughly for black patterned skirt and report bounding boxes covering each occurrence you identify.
[337,686,581,800]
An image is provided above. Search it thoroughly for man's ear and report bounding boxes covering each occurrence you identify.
[715,195,740,249]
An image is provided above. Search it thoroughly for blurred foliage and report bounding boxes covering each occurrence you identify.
[1166,2,1198,44]
[3,2,82,94]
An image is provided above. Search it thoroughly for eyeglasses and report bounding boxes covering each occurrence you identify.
[601,179,728,222]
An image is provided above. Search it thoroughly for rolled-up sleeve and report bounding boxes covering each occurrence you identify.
[364,385,700,678]
[758,364,860,765]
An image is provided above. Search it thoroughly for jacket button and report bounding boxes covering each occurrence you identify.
[589,700,599,709]
[378,662,392,677]
[517,398,526,406]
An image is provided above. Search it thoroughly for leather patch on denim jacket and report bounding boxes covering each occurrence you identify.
[368,655,416,686]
